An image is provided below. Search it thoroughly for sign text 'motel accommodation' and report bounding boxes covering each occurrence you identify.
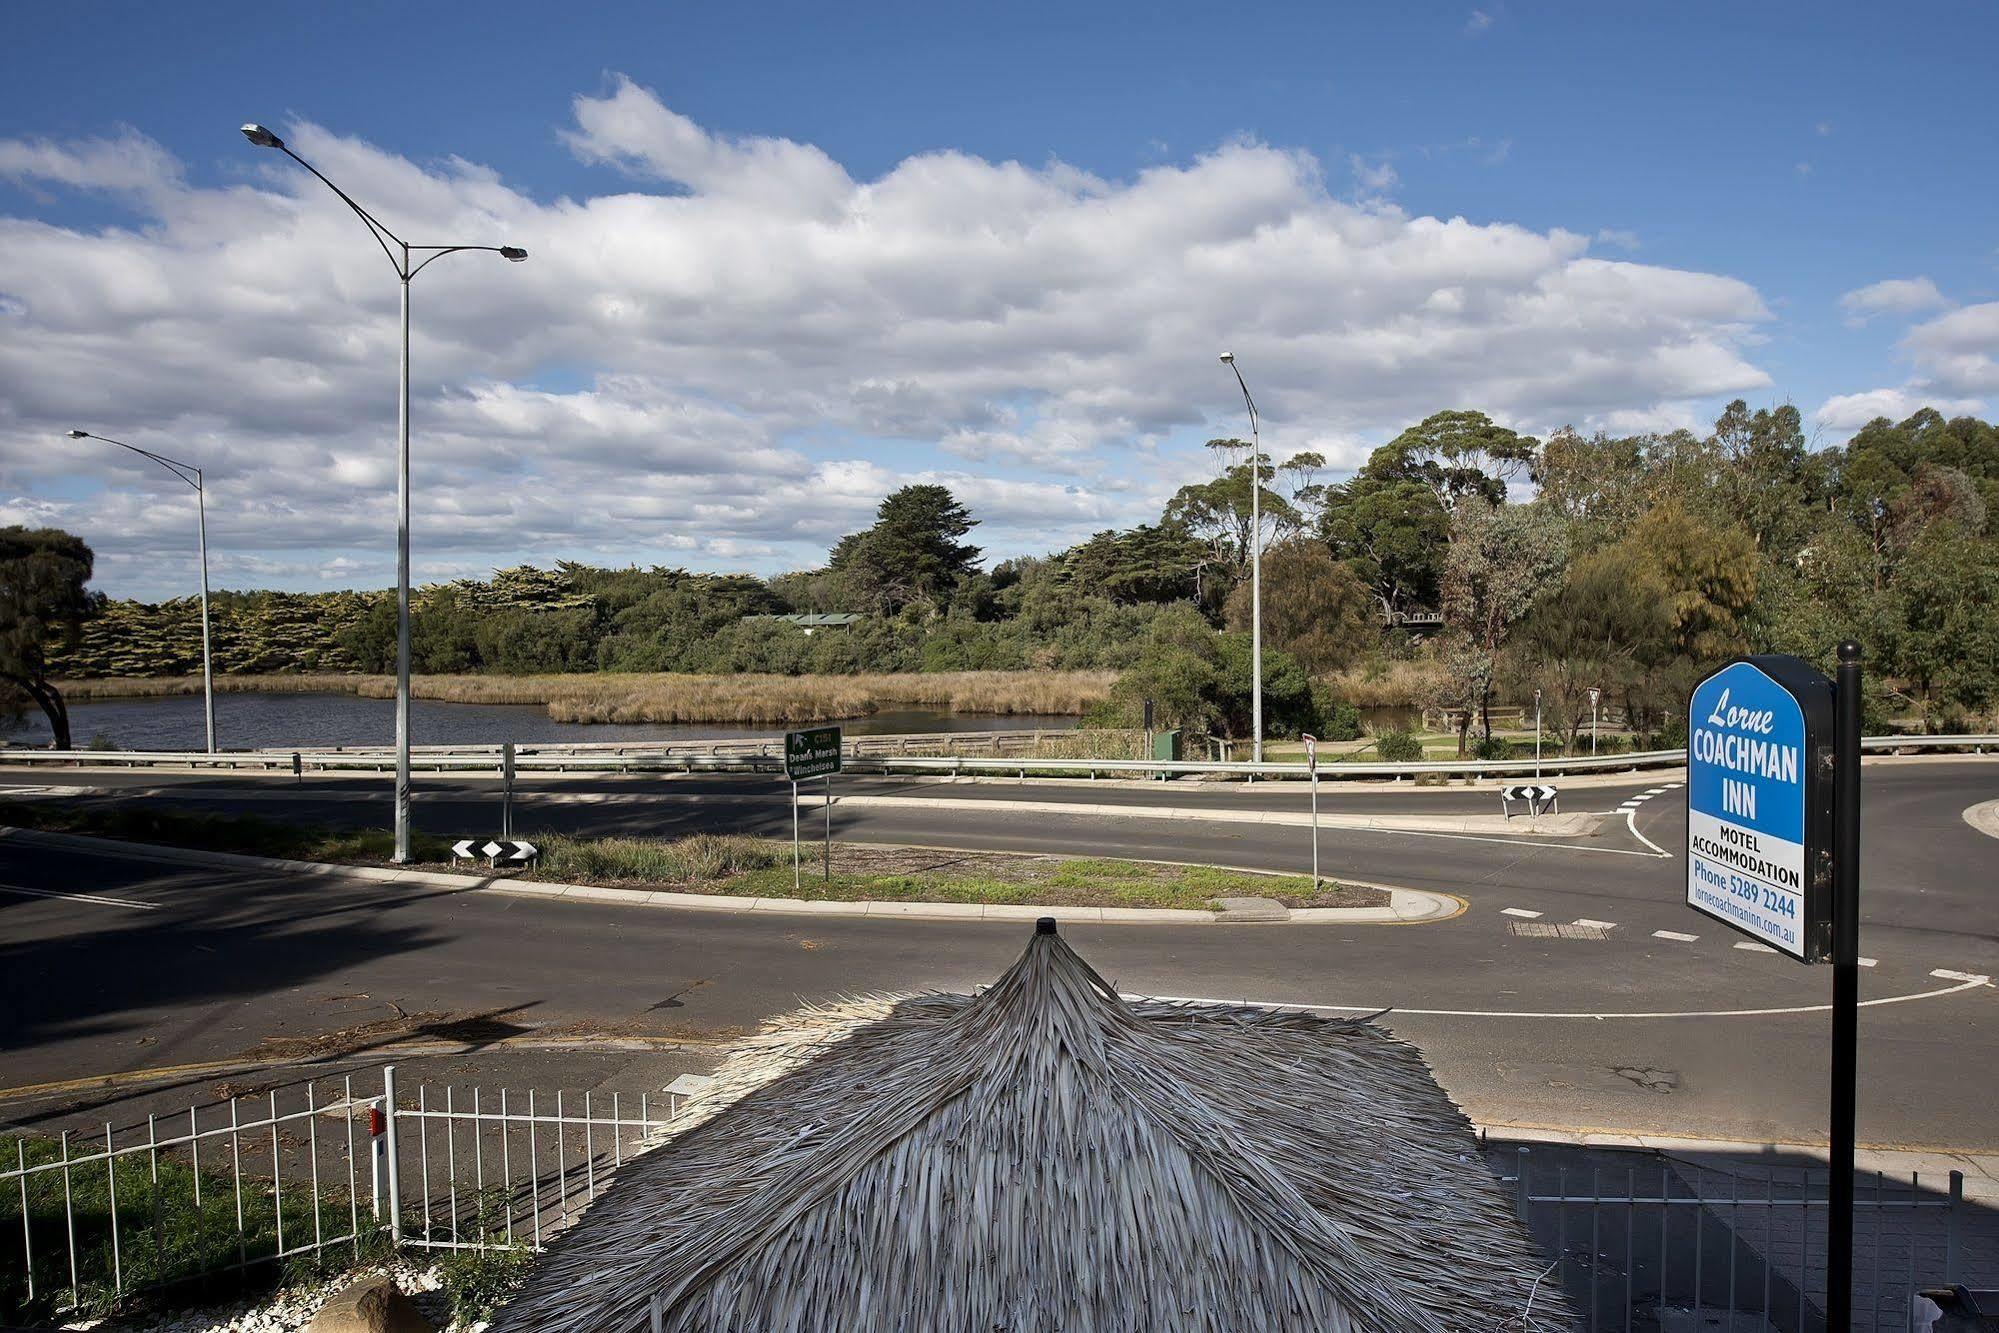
[1684,658,1835,962]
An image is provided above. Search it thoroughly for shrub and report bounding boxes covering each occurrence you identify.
[1375,729,1423,763]
[1472,736,1509,760]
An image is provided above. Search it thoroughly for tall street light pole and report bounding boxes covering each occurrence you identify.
[68,430,215,753]
[242,123,526,864]
[1219,351,1263,765]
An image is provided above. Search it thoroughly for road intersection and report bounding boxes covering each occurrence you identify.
[1,758,1994,1150]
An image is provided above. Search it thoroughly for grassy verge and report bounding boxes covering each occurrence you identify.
[50,670,1115,723]
[0,1133,371,1323]
[0,804,1385,912]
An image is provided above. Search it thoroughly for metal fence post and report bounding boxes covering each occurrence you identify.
[1945,1169,1963,1283]
[1516,1146,1530,1219]
[382,1064,403,1243]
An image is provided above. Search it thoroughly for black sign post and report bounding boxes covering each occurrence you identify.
[1827,641,1862,1331]
[1683,644,1861,1325]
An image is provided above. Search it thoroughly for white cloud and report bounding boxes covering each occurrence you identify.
[1814,387,1985,432]
[1814,294,1998,432]
[1464,9,1495,34]
[1902,302,1999,395]
[1594,228,1641,251]
[1839,276,1948,325]
[0,79,1779,597]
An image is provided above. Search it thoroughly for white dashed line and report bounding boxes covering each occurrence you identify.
[1931,969,1992,984]
[1859,958,1878,968]
[1734,941,1778,953]
[1500,908,1544,919]
[1652,930,1699,942]
[1573,918,1617,930]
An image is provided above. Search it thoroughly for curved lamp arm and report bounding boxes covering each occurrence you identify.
[66,430,202,491]
[240,124,527,279]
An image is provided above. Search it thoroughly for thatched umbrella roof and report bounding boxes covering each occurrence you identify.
[491,921,1574,1332]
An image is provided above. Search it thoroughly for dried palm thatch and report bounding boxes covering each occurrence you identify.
[490,922,1576,1332]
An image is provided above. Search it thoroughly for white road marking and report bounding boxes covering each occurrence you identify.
[1734,941,1778,953]
[1931,969,1992,984]
[1662,782,1684,790]
[1643,788,1668,796]
[0,882,159,911]
[1652,930,1699,942]
[1573,918,1617,930]
[1859,958,1878,968]
[1128,973,1994,1020]
[1623,803,1672,858]
[1501,908,1543,919]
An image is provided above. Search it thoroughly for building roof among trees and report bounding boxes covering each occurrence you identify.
[489,922,1574,1333]
[743,612,866,626]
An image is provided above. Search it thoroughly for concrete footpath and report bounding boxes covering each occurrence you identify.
[0,824,1464,925]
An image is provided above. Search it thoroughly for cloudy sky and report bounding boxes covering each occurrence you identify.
[2,2,1994,600]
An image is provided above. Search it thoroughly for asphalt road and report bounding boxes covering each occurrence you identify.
[2,759,1995,1149]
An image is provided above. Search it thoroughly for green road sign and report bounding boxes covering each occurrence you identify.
[785,725,843,780]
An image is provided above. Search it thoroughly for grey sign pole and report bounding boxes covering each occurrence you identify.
[501,742,515,839]
[1302,734,1319,889]
[824,774,832,882]
[791,780,802,894]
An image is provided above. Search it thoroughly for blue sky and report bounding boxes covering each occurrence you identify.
[3,1,1996,597]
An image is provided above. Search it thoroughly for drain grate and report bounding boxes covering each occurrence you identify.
[1509,921,1610,940]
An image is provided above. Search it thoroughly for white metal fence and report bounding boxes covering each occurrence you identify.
[1,1064,685,1321]
[1503,1146,1986,1332]
[7,1071,1993,1328]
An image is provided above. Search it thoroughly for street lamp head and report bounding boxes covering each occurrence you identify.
[498,246,528,262]
[240,123,284,150]
[66,429,88,439]
[1218,351,1234,364]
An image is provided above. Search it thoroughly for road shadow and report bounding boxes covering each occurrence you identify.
[0,862,449,1064]
[1490,1138,1998,1331]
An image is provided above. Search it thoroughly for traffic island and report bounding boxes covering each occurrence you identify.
[0,805,1453,922]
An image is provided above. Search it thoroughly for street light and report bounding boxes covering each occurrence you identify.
[243,122,527,863]
[1218,351,1263,765]
[68,430,215,753]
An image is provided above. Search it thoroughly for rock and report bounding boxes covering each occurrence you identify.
[306,1278,434,1333]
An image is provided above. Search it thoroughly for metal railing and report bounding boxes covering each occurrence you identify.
[1505,1147,1983,1332]
[0,1065,685,1320]
[1,733,1992,783]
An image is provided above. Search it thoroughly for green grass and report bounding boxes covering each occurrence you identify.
[0,1133,375,1323]
[0,803,1384,911]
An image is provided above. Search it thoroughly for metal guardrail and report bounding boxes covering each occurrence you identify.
[1,735,1991,781]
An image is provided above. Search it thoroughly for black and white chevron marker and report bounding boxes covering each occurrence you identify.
[1499,784,1558,816]
[451,838,539,865]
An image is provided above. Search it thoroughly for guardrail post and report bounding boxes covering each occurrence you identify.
[382,1064,403,1243]
[1515,1146,1530,1219]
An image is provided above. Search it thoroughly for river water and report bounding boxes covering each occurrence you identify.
[2,692,1081,753]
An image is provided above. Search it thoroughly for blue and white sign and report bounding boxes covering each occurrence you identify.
[1686,660,1822,959]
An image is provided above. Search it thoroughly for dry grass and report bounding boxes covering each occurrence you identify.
[51,670,1116,722]
[1322,657,1447,707]
[490,929,1575,1332]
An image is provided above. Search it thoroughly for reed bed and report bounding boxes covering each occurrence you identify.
[50,670,1116,722]
[1322,657,1447,707]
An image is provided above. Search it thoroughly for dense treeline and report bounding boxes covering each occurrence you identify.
[42,404,1999,748]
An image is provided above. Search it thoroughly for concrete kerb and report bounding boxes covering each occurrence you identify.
[0,824,1462,926]
[1964,799,1999,842]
